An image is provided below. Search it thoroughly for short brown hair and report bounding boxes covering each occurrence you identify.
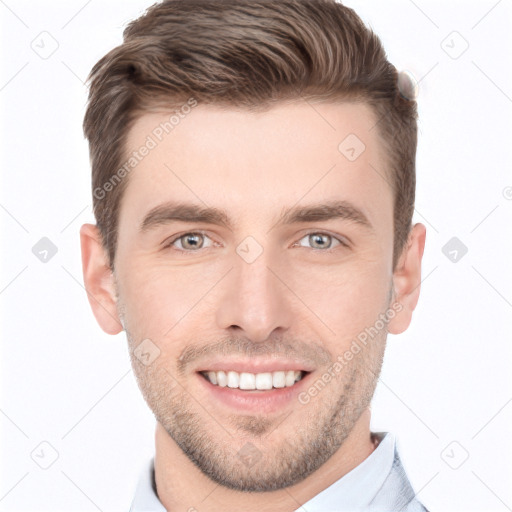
[83,0,418,272]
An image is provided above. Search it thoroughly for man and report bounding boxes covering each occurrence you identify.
[79,0,428,510]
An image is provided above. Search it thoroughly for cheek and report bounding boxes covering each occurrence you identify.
[117,242,391,345]
[284,251,390,340]
[118,257,228,337]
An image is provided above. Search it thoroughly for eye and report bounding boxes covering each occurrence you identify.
[294,232,348,251]
[163,230,348,254]
[165,231,214,252]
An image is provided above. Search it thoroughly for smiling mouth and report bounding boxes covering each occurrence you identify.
[199,370,309,391]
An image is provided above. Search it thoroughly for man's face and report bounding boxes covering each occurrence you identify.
[114,101,396,491]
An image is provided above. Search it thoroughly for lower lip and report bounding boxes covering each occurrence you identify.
[196,372,312,414]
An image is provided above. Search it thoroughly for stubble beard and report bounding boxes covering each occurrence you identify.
[124,324,386,493]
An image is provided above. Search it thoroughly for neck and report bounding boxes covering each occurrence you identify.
[154,409,375,512]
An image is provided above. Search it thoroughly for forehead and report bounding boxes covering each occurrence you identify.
[119,101,392,235]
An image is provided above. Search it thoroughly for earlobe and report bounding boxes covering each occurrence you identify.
[387,223,426,335]
[79,223,124,335]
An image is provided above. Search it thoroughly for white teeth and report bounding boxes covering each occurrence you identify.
[203,370,305,390]
[216,370,227,387]
[273,371,286,388]
[255,372,273,390]
[227,371,239,388]
[285,370,296,387]
[239,372,255,390]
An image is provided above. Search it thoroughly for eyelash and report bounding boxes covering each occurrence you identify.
[163,230,349,254]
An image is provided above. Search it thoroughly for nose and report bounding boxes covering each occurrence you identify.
[215,245,293,343]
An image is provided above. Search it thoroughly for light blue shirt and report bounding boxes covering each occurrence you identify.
[129,432,428,511]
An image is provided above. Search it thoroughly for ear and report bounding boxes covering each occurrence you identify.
[79,223,123,335]
[387,222,426,335]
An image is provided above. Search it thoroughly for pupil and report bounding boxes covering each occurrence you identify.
[184,234,202,249]
[311,234,329,248]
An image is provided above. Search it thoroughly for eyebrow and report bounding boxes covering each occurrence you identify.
[139,199,374,233]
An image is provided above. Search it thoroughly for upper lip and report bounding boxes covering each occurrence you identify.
[195,358,315,374]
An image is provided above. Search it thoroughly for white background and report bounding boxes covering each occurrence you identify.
[1,1,511,511]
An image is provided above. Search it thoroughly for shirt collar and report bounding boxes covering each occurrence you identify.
[129,456,166,512]
[130,431,396,512]
[293,431,395,511]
